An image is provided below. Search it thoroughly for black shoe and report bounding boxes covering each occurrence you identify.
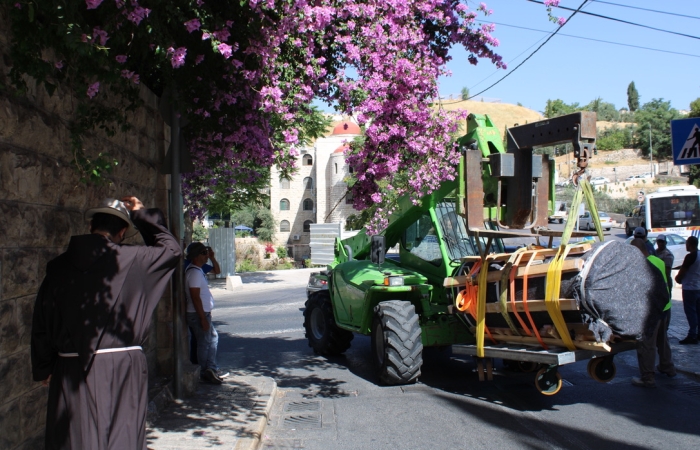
[656,365,678,378]
[202,368,223,384]
[679,337,699,345]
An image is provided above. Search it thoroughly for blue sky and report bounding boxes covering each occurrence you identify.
[439,0,699,114]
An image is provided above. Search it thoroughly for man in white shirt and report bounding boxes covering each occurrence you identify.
[185,242,223,384]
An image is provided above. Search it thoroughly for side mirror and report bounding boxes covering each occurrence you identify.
[370,235,386,265]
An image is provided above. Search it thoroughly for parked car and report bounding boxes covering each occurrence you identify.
[589,176,610,186]
[624,233,688,268]
[578,211,613,231]
[548,201,568,223]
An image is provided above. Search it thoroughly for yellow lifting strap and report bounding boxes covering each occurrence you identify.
[475,253,492,358]
[544,178,604,351]
[545,244,576,350]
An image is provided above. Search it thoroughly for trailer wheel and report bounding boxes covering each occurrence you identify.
[558,218,564,224]
[534,367,563,396]
[372,301,423,385]
[587,357,616,383]
[303,292,353,355]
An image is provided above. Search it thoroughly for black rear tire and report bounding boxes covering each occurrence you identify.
[625,223,633,237]
[371,301,423,385]
[303,292,353,355]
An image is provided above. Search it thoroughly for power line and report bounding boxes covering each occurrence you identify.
[467,0,590,100]
[589,0,700,21]
[527,0,700,40]
[481,20,700,59]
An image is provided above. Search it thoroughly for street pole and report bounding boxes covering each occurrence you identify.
[649,124,653,176]
[170,105,185,399]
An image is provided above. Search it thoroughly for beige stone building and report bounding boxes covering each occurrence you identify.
[270,121,362,261]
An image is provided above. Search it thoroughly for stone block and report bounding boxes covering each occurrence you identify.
[41,208,73,248]
[0,349,33,404]
[226,276,243,290]
[20,386,47,441]
[41,157,86,209]
[0,398,21,450]
[0,299,19,355]
[156,319,173,347]
[0,149,42,203]
[0,201,22,248]
[2,248,39,299]
[156,346,173,376]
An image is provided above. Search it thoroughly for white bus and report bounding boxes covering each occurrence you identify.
[625,186,700,238]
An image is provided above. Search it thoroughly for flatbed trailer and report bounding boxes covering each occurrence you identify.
[453,341,637,395]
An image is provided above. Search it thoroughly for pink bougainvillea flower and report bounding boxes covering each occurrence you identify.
[92,27,109,46]
[168,47,187,68]
[217,43,233,59]
[85,0,103,9]
[86,82,100,98]
[557,17,566,25]
[115,55,127,63]
[54,60,64,70]
[127,6,150,25]
[184,18,201,33]
[195,54,205,65]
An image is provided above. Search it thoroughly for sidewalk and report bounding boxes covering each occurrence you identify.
[666,281,700,381]
[145,269,316,450]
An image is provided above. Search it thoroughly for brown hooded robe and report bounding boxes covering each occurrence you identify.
[31,208,181,449]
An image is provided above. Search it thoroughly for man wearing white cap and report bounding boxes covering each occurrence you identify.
[31,196,181,449]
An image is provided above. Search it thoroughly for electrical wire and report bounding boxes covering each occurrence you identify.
[588,0,700,21]
[467,0,589,100]
[481,20,700,59]
[527,0,700,40]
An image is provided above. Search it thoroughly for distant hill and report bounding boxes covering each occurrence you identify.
[438,99,544,133]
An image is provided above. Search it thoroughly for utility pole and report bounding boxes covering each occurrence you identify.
[649,124,653,176]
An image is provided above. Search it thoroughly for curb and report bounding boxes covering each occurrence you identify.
[676,367,700,382]
[235,376,278,450]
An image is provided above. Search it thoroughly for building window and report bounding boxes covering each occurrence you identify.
[280,220,290,232]
[303,220,313,232]
[303,154,313,166]
[346,189,354,205]
[348,166,354,173]
[280,178,290,189]
[303,198,314,211]
[303,177,313,189]
[280,199,290,211]
[335,163,337,174]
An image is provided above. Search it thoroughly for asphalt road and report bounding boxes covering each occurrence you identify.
[210,270,700,450]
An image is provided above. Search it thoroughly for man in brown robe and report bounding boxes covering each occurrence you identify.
[31,196,181,449]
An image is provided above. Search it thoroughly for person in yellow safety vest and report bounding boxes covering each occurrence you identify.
[629,238,676,388]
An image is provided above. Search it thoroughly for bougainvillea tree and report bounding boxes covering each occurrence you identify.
[3,0,561,231]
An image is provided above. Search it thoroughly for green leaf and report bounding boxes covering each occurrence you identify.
[28,3,34,22]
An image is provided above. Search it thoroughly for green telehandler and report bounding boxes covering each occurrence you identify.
[303,112,627,394]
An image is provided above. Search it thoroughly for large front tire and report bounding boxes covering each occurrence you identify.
[371,301,423,385]
[303,292,353,355]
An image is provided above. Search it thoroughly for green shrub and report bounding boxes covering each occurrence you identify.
[276,246,288,259]
[237,259,258,273]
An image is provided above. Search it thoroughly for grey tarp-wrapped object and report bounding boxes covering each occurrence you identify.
[574,240,668,342]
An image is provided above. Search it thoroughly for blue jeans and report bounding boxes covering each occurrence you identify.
[682,289,700,339]
[186,312,219,371]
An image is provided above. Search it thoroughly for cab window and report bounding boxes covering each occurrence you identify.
[402,213,442,265]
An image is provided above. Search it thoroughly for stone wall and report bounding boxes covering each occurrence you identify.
[0,33,175,449]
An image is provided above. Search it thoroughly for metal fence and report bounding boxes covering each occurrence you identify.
[208,228,236,277]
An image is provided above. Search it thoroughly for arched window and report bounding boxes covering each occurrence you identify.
[280,220,290,232]
[303,154,313,166]
[280,178,290,189]
[303,177,313,189]
[334,163,338,174]
[303,198,314,211]
[280,199,290,211]
[303,220,313,232]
